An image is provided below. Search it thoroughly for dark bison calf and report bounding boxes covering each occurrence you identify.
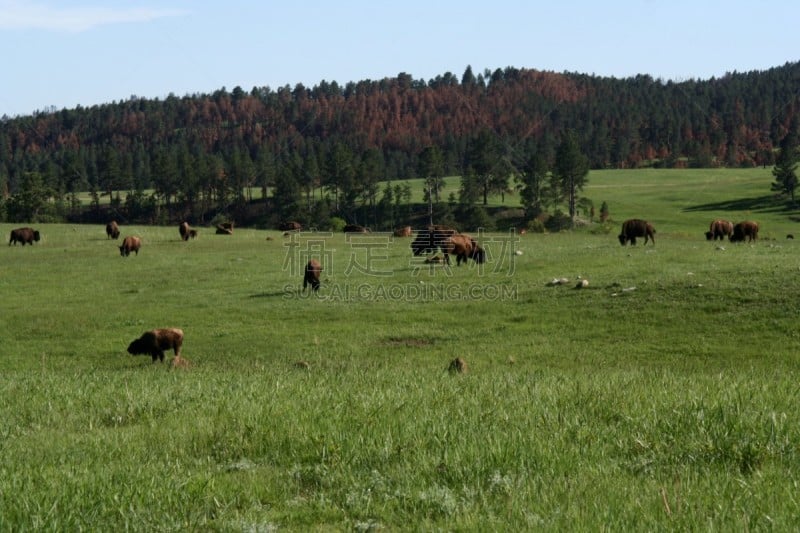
[343,224,369,233]
[303,259,322,291]
[730,221,759,242]
[106,221,120,239]
[9,227,40,246]
[127,328,184,363]
[411,225,458,256]
[705,219,733,241]
[279,221,303,231]
[618,219,656,246]
[119,236,142,256]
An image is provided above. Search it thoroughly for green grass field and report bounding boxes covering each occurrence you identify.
[2,168,800,530]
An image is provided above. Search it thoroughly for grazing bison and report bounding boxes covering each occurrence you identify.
[179,222,198,241]
[127,328,183,363]
[119,236,142,256]
[279,221,303,231]
[618,219,656,246]
[106,221,120,239]
[730,221,759,242]
[705,219,733,241]
[303,259,322,291]
[9,227,40,246]
[393,225,412,237]
[411,225,458,256]
[444,234,486,266]
[448,357,468,374]
[343,224,369,233]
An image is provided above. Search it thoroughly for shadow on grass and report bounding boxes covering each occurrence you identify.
[683,195,794,214]
[249,290,292,298]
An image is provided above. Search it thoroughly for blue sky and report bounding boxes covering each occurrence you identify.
[1,0,798,117]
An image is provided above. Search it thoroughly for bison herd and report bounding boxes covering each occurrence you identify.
[2,215,780,368]
[410,225,486,266]
[614,218,760,246]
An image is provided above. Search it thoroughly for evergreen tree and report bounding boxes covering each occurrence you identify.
[463,130,504,205]
[418,145,445,203]
[554,130,589,221]
[771,121,799,203]
[516,151,549,219]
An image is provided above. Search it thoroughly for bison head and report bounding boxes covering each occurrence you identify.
[33,230,41,242]
[127,337,147,355]
[471,243,486,264]
[618,234,627,245]
[705,231,714,240]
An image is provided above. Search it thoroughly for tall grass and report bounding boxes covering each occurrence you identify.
[2,168,800,530]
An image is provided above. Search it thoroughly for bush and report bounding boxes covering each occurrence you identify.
[526,219,546,234]
[544,211,573,232]
[328,216,347,232]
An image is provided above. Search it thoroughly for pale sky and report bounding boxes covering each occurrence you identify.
[1,0,798,117]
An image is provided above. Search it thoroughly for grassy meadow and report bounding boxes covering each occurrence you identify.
[2,168,800,530]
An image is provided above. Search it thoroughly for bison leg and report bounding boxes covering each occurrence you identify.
[630,236,636,245]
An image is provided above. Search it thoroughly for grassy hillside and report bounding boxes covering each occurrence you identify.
[1,168,800,530]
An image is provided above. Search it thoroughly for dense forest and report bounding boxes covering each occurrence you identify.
[1,62,799,230]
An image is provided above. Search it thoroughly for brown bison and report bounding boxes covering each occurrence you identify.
[730,221,759,242]
[127,328,183,363]
[9,227,40,246]
[444,234,486,266]
[448,357,468,374]
[279,221,303,231]
[411,225,458,256]
[343,224,369,233]
[303,259,322,291]
[393,225,412,237]
[705,219,733,241]
[179,222,198,241]
[106,221,120,239]
[119,236,142,256]
[618,219,656,246]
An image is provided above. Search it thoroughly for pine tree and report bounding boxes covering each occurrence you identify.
[554,130,589,222]
[771,121,799,203]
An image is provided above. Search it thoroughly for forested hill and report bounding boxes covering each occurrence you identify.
[1,62,799,224]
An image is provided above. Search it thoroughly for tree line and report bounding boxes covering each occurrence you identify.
[1,62,798,229]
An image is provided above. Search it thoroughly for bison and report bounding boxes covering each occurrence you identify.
[179,221,190,241]
[705,219,733,241]
[303,259,322,291]
[343,224,369,233]
[730,221,759,242]
[444,233,486,266]
[279,221,303,231]
[618,219,656,246]
[106,221,120,239]
[393,225,412,237]
[9,227,40,246]
[127,328,184,363]
[119,236,142,256]
[411,225,458,256]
